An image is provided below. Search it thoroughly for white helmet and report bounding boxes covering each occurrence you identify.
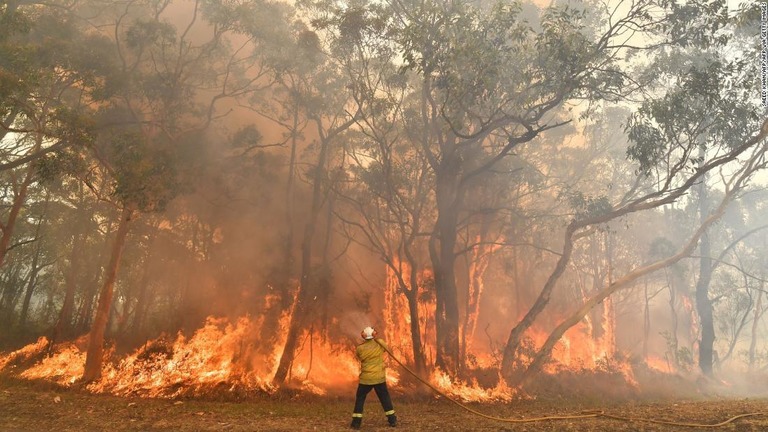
[361,326,376,340]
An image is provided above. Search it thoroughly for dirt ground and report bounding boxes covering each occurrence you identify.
[2,376,768,432]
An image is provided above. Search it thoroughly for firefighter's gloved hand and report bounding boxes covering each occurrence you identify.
[387,414,397,427]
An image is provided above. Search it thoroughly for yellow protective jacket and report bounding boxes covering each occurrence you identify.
[356,338,387,385]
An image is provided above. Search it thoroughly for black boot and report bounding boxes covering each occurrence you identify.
[350,417,362,430]
[387,414,397,427]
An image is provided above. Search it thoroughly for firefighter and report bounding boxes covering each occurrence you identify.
[350,326,397,429]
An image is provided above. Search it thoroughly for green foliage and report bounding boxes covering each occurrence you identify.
[658,0,730,48]
[659,330,694,371]
[102,131,182,213]
[626,0,759,176]
[568,191,612,220]
[125,19,177,50]
[33,148,88,186]
[648,237,677,259]
[627,56,759,174]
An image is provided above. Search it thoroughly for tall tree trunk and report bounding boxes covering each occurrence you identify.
[695,175,715,377]
[430,155,465,376]
[749,284,763,371]
[273,128,331,385]
[82,207,133,383]
[18,242,42,328]
[0,262,23,322]
[387,257,427,374]
[76,218,116,333]
[462,232,494,364]
[18,197,48,328]
[272,208,320,385]
[260,101,300,349]
[667,273,679,368]
[0,153,36,269]
[642,279,650,359]
[403,246,426,374]
[501,222,578,380]
[53,189,88,342]
[129,244,154,337]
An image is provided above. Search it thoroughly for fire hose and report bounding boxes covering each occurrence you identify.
[374,340,764,428]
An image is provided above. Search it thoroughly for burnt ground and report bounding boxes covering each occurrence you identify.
[2,376,768,432]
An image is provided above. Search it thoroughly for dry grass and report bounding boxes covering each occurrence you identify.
[2,375,768,431]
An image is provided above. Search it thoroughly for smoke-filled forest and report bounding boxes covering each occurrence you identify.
[1,0,768,429]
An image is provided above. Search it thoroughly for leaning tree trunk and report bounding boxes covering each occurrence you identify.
[260,101,300,350]
[501,222,578,380]
[273,123,332,386]
[516,188,730,388]
[76,216,116,333]
[82,207,133,383]
[0,159,36,269]
[272,208,320,385]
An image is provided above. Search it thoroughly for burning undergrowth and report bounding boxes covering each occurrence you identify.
[0,317,359,399]
[0,315,684,402]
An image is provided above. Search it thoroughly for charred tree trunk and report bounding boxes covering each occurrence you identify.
[260,101,300,349]
[389,256,427,374]
[273,127,332,385]
[432,167,462,376]
[82,207,133,383]
[404,244,427,373]
[433,202,460,376]
[272,206,320,385]
[272,110,357,385]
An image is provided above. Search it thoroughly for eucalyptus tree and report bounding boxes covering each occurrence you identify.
[0,1,105,285]
[72,0,288,381]
[269,30,364,386]
[689,192,768,369]
[510,1,768,384]
[309,0,708,377]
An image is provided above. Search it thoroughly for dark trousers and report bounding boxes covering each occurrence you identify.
[352,382,395,417]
